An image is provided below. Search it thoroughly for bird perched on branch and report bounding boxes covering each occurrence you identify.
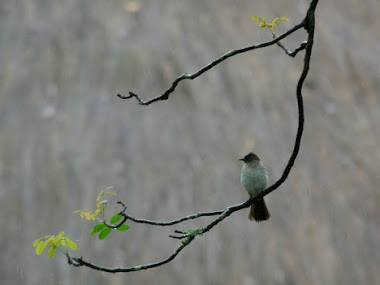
[239,152,270,222]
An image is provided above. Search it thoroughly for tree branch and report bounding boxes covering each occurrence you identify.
[68,235,195,273]
[276,39,308,57]
[121,208,224,226]
[117,20,305,105]
[69,0,319,273]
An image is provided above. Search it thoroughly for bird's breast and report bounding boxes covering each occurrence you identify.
[240,164,268,197]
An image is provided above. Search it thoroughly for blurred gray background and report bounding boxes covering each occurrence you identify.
[0,0,379,284]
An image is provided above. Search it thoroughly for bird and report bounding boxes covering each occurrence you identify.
[239,152,270,222]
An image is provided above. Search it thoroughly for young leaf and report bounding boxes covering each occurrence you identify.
[271,17,289,28]
[252,15,260,23]
[110,214,123,224]
[98,228,112,240]
[85,211,97,220]
[51,236,64,247]
[96,190,104,202]
[59,237,68,247]
[35,240,47,255]
[74,210,96,220]
[90,223,107,235]
[32,237,44,247]
[116,224,130,232]
[93,207,103,218]
[278,16,289,22]
[48,246,57,258]
[65,238,78,251]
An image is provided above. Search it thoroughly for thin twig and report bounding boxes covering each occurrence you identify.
[120,208,225,226]
[276,40,308,57]
[69,236,194,273]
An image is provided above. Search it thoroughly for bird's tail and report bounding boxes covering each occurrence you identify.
[249,197,270,222]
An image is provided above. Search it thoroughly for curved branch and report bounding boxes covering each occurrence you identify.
[69,0,319,273]
[117,20,305,106]
[69,236,195,273]
[121,209,224,226]
[255,0,317,200]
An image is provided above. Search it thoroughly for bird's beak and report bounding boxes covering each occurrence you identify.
[239,158,244,161]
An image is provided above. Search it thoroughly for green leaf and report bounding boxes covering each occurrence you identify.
[51,236,63,247]
[252,15,260,23]
[90,223,107,235]
[98,228,112,240]
[59,237,68,246]
[35,241,47,255]
[117,224,130,232]
[270,17,289,29]
[33,237,44,247]
[65,238,78,251]
[110,214,123,224]
[48,246,57,258]
[96,190,104,202]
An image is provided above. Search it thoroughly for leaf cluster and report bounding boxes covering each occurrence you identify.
[33,188,130,259]
[252,16,288,29]
[90,214,130,240]
[73,187,116,220]
[32,231,77,258]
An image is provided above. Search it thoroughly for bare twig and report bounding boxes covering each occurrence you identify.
[120,208,224,226]
[276,39,308,57]
[268,26,308,57]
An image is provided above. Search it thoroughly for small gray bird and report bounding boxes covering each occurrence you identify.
[239,152,270,222]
